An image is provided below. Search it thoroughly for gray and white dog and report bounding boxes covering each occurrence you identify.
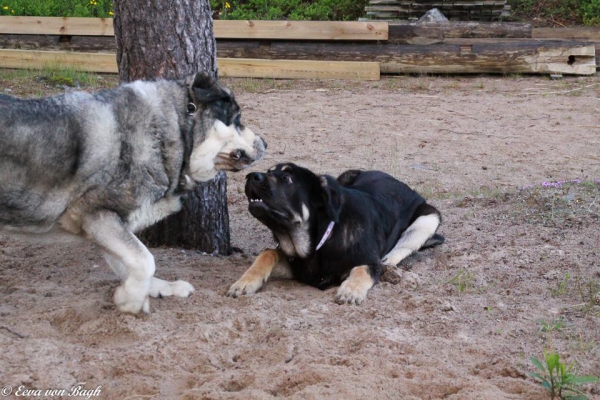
[0,72,266,314]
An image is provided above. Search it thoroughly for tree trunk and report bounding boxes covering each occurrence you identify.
[113,0,231,255]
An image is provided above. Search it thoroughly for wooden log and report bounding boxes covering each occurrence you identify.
[385,21,531,45]
[67,36,116,52]
[0,49,380,80]
[0,34,60,49]
[448,37,599,67]
[533,27,600,41]
[388,21,531,41]
[388,24,445,44]
[0,16,388,41]
[216,40,596,75]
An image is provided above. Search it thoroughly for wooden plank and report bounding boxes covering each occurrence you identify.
[216,40,596,75]
[0,16,113,36]
[533,27,600,41]
[218,58,380,80]
[214,20,388,40]
[0,49,118,72]
[0,16,388,41]
[0,49,381,80]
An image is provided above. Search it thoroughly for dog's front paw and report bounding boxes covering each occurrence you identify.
[114,279,151,314]
[335,280,369,305]
[149,278,195,298]
[227,274,264,298]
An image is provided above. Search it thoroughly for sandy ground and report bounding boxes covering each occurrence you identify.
[1,74,599,399]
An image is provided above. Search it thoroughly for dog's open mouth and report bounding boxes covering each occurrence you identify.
[246,193,288,220]
[215,150,255,172]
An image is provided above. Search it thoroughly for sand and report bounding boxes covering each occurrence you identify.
[1,74,599,399]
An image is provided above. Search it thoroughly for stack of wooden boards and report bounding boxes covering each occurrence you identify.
[0,16,597,79]
[365,0,511,22]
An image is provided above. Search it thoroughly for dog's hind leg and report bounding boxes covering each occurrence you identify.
[103,253,194,299]
[83,212,154,314]
[227,249,291,298]
[382,207,441,267]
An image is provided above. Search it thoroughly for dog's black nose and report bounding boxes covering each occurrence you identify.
[246,172,265,183]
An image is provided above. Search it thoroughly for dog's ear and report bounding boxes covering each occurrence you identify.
[188,72,229,103]
[318,175,342,223]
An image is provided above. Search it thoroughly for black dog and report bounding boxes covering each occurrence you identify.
[227,163,444,304]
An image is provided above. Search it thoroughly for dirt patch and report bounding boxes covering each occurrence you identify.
[1,74,599,399]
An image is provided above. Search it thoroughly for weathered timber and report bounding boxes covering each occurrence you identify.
[533,27,600,41]
[389,21,531,41]
[388,24,445,44]
[216,40,596,75]
[0,34,60,49]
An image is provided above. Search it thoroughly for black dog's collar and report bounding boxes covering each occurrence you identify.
[316,221,335,251]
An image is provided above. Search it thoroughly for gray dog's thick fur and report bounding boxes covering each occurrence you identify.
[0,72,266,314]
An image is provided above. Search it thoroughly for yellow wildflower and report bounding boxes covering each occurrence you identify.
[109,11,113,15]
[225,2,231,9]
[2,6,8,10]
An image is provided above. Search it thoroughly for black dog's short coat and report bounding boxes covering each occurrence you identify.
[228,163,444,304]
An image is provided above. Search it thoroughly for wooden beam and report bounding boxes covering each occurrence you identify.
[0,49,381,80]
[0,16,114,36]
[389,21,531,41]
[216,40,596,75]
[0,16,388,41]
[0,49,117,72]
[219,58,380,80]
[533,27,600,41]
[214,20,388,40]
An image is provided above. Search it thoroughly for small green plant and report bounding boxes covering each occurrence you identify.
[538,318,565,333]
[576,277,600,315]
[446,269,474,294]
[529,351,599,399]
[551,273,571,298]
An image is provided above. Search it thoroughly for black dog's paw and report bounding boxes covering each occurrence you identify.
[380,264,402,285]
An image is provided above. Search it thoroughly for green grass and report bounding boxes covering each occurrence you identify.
[538,318,566,334]
[508,0,600,27]
[0,0,113,17]
[551,273,571,298]
[446,269,474,294]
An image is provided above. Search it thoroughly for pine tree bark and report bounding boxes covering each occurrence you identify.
[113,0,231,255]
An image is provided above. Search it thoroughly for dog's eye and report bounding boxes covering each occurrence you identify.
[283,174,293,184]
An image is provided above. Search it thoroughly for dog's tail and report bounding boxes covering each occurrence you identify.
[421,233,445,249]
